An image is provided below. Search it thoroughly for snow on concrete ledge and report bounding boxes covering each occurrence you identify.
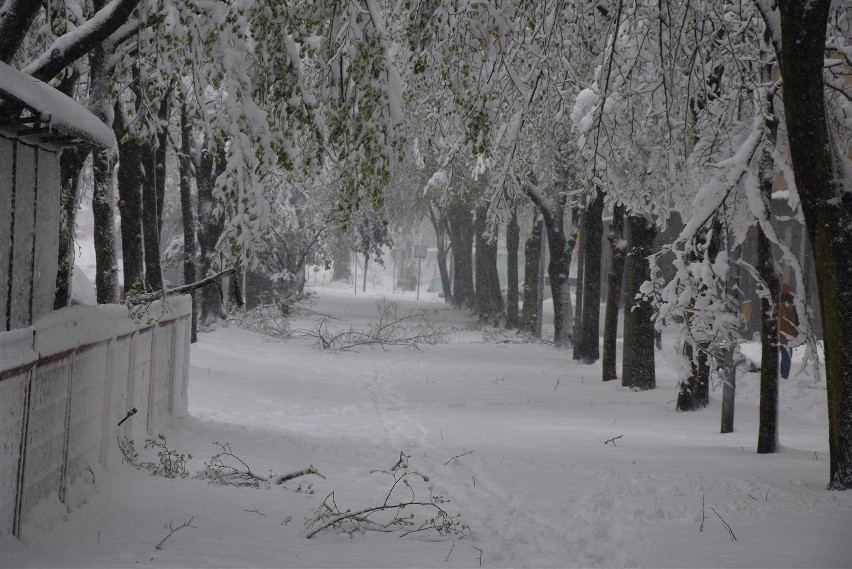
[0,61,115,149]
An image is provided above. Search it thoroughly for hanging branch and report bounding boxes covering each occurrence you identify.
[126,268,235,306]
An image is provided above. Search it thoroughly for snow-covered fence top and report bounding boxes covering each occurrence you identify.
[0,296,192,538]
[1,61,115,333]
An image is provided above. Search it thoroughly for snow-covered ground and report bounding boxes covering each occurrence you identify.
[3,274,851,568]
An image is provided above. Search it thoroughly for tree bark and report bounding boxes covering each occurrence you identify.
[155,88,171,237]
[0,0,42,64]
[755,47,781,452]
[677,222,722,411]
[524,187,575,349]
[89,28,119,304]
[331,240,352,282]
[573,215,585,360]
[622,214,656,390]
[774,0,852,489]
[520,214,542,334]
[195,142,227,324]
[447,201,475,310]
[505,203,520,328]
[362,253,369,292]
[427,206,453,304]
[602,204,625,381]
[141,140,163,291]
[114,100,146,295]
[577,189,605,364]
[179,103,199,342]
[474,205,504,323]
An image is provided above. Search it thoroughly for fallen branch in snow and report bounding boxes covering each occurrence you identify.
[197,442,272,489]
[272,464,326,485]
[444,451,474,465]
[305,458,468,540]
[710,507,737,541]
[155,517,196,550]
[604,435,624,446]
[293,299,447,352]
[198,442,325,488]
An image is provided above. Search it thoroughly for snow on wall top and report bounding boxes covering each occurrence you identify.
[0,61,115,149]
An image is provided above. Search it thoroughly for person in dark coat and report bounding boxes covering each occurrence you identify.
[778,283,799,380]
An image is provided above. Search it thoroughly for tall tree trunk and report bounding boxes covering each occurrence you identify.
[602,204,625,381]
[622,214,656,391]
[427,206,453,304]
[155,89,171,237]
[775,0,852,489]
[331,240,352,282]
[114,100,145,296]
[520,213,542,333]
[195,142,227,324]
[573,215,585,360]
[141,141,162,291]
[54,147,90,308]
[505,203,520,328]
[179,103,199,342]
[362,253,369,292]
[474,205,503,323]
[89,33,118,304]
[524,188,575,349]
[448,202,475,310]
[92,149,118,304]
[577,190,605,364]
[755,48,781,452]
[677,223,722,410]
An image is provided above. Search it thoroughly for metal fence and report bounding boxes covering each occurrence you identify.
[0,296,192,537]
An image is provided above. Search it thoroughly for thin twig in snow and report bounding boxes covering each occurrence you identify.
[604,435,624,446]
[444,451,474,465]
[155,517,196,550]
[710,507,737,541]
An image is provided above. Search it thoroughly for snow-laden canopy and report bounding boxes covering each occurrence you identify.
[0,61,115,149]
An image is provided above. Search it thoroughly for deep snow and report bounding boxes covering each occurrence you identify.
[2,274,851,568]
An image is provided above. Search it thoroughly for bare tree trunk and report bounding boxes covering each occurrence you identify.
[141,141,162,291]
[622,214,656,390]
[520,213,542,333]
[427,206,453,304]
[602,205,625,381]
[195,142,227,324]
[505,203,520,328]
[577,189,605,364]
[773,0,852,488]
[573,216,585,360]
[331,239,352,282]
[114,100,145,296]
[362,253,369,292]
[155,88,171,236]
[677,221,722,410]
[448,202,475,310]
[179,103,199,342]
[89,30,118,304]
[474,205,504,323]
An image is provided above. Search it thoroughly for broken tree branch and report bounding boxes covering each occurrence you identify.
[126,268,235,306]
[155,517,196,550]
[604,435,624,446]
